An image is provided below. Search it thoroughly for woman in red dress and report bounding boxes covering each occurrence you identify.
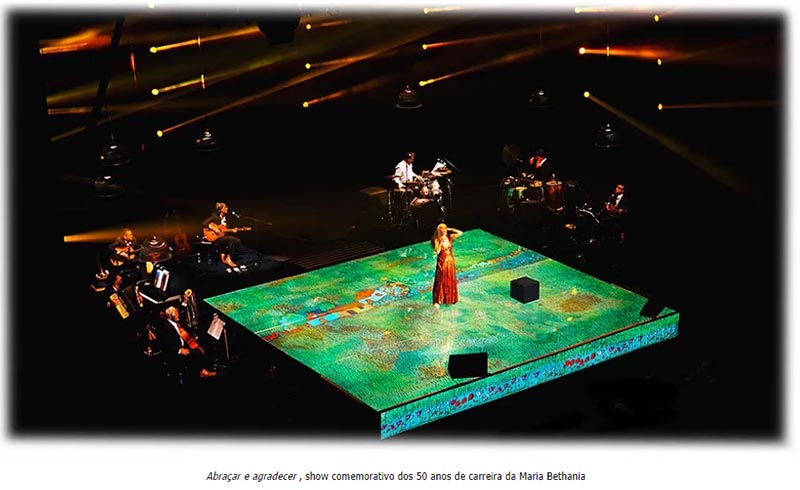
[431,223,464,305]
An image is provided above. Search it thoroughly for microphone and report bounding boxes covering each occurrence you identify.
[230,210,241,219]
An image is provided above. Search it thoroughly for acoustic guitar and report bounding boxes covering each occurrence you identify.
[110,244,141,266]
[202,225,252,242]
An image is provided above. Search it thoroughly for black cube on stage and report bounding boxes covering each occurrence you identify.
[510,276,539,303]
[448,352,488,378]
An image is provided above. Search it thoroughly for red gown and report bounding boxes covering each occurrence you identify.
[432,237,458,304]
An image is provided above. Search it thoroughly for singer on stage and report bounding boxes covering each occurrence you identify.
[431,223,463,306]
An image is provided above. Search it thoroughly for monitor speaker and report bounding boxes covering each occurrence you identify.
[448,352,488,378]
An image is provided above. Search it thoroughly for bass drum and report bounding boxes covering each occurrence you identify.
[414,196,445,229]
[545,180,564,211]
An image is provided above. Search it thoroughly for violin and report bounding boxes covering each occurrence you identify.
[177,324,205,355]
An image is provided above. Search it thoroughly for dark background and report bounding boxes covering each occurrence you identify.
[10,8,783,439]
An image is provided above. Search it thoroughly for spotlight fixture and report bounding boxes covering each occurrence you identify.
[195,128,219,152]
[528,88,551,109]
[257,15,301,44]
[594,122,620,149]
[396,84,422,109]
[99,133,131,166]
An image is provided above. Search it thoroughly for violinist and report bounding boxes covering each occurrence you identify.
[161,305,217,379]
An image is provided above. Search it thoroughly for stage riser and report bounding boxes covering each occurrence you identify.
[381,317,678,438]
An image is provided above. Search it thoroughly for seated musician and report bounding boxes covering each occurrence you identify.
[393,151,422,190]
[161,305,217,379]
[202,202,244,268]
[523,148,554,182]
[599,183,631,243]
[108,228,139,267]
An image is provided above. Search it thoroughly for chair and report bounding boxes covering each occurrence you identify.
[190,233,218,265]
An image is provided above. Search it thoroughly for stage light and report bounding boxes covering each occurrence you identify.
[422,44,428,50]
[579,47,586,55]
[423,8,429,14]
[195,128,219,152]
[149,46,157,53]
[302,101,309,108]
[306,23,312,30]
[396,85,422,109]
[156,130,163,138]
[528,88,551,109]
[657,58,662,65]
[595,122,619,149]
[583,91,590,98]
[574,7,581,14]
[151,88,159,95]
[147,3,155,9]
[99,133,131,166]
[654,14,660,22]
[305,62,311,69]
[658,103,663,111]
[257,15,301,44]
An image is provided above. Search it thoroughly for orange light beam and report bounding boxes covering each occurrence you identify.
[317,19,353,28]
[152,76,205,95]
[579,45,672,59]
[422,24,567,51]
[305,73,396,107]
[305,55,370,70]
[150,26,261,53]
[48,107,93,115]
[156,24,447,135]
[660,100,778,110]
[574,6,662,14]
[585,93,748,194]
[422,26,591,86]
[39,27,112,55]
[150,37,200,53]
[423,6,464,14]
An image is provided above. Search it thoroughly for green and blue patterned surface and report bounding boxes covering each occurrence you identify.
[205,229,678,436]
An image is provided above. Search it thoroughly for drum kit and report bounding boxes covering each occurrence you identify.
[386,162,453,227]
[500,175,565,213]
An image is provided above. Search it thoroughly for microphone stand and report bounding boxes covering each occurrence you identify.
[442,158,459,209]
[443,157,461,172]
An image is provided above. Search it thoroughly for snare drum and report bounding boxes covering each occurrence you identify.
[545,180,564,211]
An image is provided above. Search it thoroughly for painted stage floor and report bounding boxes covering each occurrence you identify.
[205,229,679,437]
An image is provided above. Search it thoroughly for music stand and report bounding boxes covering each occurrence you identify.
[207,313,233,367]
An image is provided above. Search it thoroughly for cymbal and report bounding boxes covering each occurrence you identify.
[501,143,521,166]
[136,250,173,263]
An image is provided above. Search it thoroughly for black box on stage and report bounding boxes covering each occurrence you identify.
[448,353,488,378]
[510,276,539,303]
[640,299,665,318]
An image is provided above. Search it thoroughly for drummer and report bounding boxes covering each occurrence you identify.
[523,148,554,182]
[393,151,422,190]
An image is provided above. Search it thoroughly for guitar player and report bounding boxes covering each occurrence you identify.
[598,183,630,244]
[201,202,250,268]
[108,228,139,267]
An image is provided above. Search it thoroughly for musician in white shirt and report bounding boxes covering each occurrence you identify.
[393,151,421,190]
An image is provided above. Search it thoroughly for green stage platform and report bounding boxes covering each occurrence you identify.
[205,229,679,437]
